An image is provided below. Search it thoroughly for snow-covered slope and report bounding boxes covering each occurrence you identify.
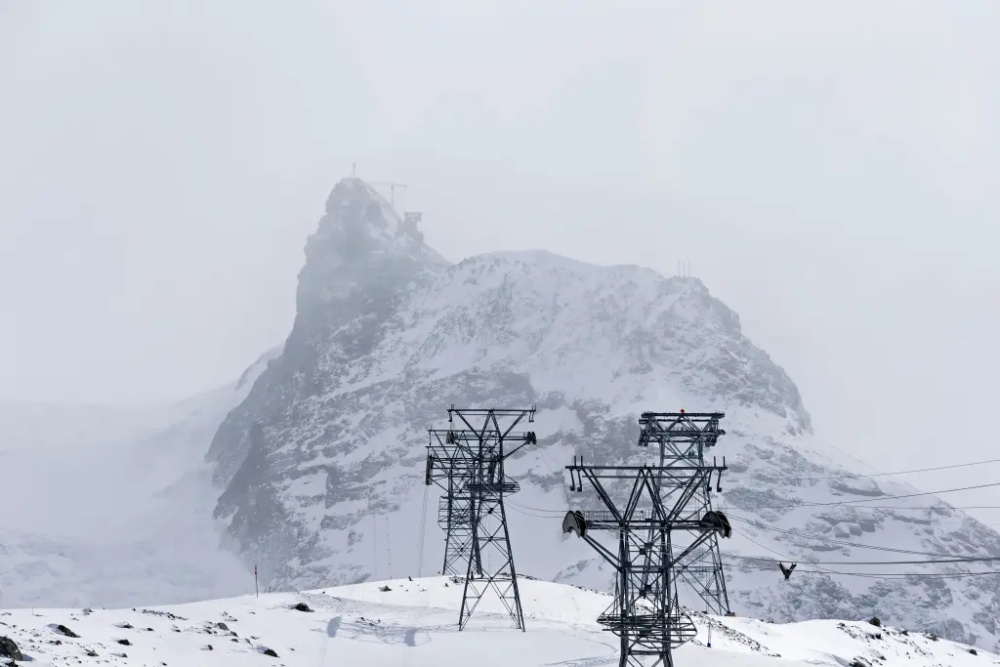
[0,577,988,667]
[0,347,282,609]
[204,176,1000,651]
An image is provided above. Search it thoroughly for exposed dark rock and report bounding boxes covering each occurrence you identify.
[52,624,79,638]
[0,636,22,661]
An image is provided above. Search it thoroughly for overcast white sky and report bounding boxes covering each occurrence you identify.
[2,1,999,502]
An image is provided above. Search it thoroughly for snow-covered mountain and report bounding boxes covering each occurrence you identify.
[203,177,1000,651]
[4,176,996,651]
[0,576,989,667]
[0,347,282,609]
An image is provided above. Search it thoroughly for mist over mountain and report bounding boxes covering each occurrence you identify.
[202,177,1000,650]
[0,347,280,609]
[3,178,997,650]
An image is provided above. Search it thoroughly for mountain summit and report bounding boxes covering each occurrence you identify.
[298,177,446,312]
[204,177,1000,650]
[207,178,447,488]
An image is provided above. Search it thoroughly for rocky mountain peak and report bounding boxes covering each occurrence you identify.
[201,178,1000,651]
[207,176,448,487]
[296,177,448,313]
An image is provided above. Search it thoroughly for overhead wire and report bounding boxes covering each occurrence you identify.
[718,429,1000,579]
[500,449,1000,578]
[737,505,1000,512]
[732,526,842,576]
[807,570,1000,579]
[504,490,1000,572]
[724,510,963,558]
[782,556,1000,566]
[505,485,1000,519]
[797,456,1000,481]
[728,480,1000,511]
[728,511,1000,573]
[730,527,1000,580]
[731,451,1000,510]
[733,549,1000,566]
[507,499,1000,566]
[866,505,1000,511]
[504,497,567,518]
[499,455,1000,515]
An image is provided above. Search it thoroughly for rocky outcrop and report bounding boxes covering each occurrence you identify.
[0,636,22,661]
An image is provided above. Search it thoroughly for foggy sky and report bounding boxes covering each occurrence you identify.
[3,1,1000,507]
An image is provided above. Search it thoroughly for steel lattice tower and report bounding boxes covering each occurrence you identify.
[563,454,730,667]
[637,412,731,616]
[425,406,538,631]
[426,441,479,577]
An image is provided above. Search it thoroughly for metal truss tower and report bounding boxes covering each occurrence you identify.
[637,411,731,615]
[425,406,538,631]
[428,446,478,577]
[563,455,730,667]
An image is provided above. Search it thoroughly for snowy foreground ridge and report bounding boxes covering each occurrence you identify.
[0,578,989,667]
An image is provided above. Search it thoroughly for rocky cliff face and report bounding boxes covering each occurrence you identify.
[205,178,447,582]
[205,177,1000,650]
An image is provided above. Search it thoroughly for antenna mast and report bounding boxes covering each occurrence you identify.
[370,181,408,208]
